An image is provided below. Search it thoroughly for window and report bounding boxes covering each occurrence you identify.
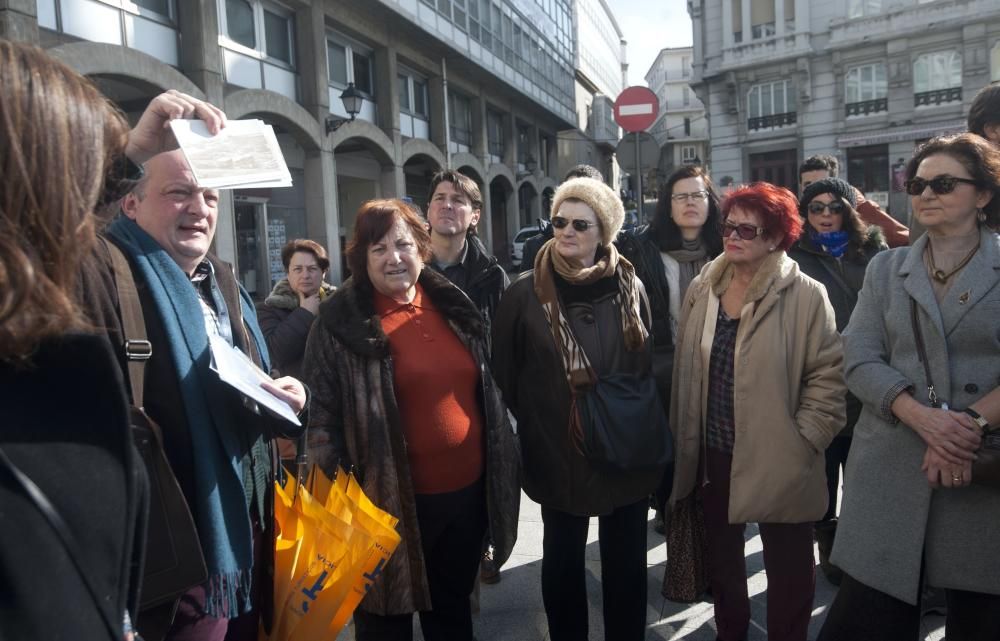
[848,0,881,18]
[684,117,691,136]
[845,63,887,103]
[487,109,505,157]
[747,80,796,130]
[221,0,294,65]
[327,35,374,95]
[134,0,172,17]
[913,51,962,93]
[732,0,742,42]
[681,56,690,78]
[750,0,775,40]
[450,93,472,145]
[399,70,429,118]
[682,146,697,162]
[847,145,889,196]
[683,87,690,106]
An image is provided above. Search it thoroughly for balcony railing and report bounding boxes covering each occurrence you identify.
[748,112,797,131]
[845,98,888,117]
[914,87,962,107]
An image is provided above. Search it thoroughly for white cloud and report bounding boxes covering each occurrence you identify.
[604,0,693,87]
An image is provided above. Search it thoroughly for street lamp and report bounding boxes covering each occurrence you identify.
[325,82,364,134]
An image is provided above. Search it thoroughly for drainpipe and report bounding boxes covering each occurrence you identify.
[442,56,452,167]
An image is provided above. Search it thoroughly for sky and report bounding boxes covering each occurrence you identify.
[603,0,694,87]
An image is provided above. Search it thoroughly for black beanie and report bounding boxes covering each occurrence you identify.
[800,177,858,217]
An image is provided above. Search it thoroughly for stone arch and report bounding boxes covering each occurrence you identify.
[329,120,395,167]
[486,163,516,189]
[401,138,446,170]
[539,176,558,193]
[49,42,204,98]
[451,152,486,179]
[225,89,322,152]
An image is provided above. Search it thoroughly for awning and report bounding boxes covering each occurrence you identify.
[837,119,966,148]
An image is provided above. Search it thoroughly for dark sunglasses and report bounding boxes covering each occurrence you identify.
[806,201,847,215]
[722,221,766,241]
[551,216,597,232]
[904,175,979,196]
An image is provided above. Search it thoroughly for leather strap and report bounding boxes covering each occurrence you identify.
[100,237,151,409]
[0,445,121,640]
[910,296,942,408]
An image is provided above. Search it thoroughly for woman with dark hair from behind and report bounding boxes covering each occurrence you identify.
[617,164,723,532]
[0,40,143,641]
[788,177,887,586]
[968,82,1000,145]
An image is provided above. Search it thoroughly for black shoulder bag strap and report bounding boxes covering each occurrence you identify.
[910,296,945,409]
[0,446,121,640]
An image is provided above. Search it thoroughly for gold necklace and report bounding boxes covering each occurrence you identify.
[926,240,979,283]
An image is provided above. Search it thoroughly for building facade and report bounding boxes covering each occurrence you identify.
[688,0,1000,220]
[645,46,709,194]
[2,0,587,285]
[556,0,624,189]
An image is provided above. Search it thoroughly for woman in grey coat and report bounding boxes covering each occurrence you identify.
[818,133,1000,641]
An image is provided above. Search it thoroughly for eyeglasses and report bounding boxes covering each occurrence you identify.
[722,221,766,241]
[671,191,709,203]
[551,216,598,232]
[806,201,847,215]
[904,175,980,196]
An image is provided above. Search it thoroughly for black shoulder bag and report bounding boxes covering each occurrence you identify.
[101,239,208,610]
[909,296,1000,488]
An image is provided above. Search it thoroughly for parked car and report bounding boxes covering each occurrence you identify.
[511,225,541,269]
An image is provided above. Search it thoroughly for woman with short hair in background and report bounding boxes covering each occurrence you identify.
[669,183,845,641]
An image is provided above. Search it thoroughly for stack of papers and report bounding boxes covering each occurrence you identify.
[169,119,293,189]
[209,334,301,426]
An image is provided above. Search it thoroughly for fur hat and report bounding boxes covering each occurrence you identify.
[800,177,858,216]
[550,177,624,246]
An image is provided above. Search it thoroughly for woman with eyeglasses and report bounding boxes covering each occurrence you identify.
[787,178,887,586]
[669,182,845,641]
[492,177,663,641]
[818,134,1000,640]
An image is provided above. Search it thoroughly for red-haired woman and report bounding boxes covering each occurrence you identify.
[667,183,846,641]
[302,200,519,640]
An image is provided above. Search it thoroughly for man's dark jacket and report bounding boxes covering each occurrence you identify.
[430,234,509,324]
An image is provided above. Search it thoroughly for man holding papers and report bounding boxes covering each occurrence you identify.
[90,93,307,641]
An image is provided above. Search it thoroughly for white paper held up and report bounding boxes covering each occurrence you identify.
[169,119,293,189]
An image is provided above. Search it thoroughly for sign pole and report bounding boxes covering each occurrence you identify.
[634,130,642,222]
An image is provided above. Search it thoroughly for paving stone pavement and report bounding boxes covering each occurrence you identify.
[337,491,947,640]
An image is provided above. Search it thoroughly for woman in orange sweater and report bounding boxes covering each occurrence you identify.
[303,200,520,641]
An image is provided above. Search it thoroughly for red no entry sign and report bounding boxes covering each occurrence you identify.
[613,86,660,133]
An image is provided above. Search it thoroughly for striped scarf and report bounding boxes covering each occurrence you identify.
[532,238,648,390]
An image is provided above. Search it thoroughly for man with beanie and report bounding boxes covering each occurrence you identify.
[493,177,664,641]
[799,155,909,247]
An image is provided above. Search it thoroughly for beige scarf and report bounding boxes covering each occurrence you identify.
[533,238,648,390]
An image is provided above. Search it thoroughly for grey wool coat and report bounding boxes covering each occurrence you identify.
[833,226,1000,604]
[302,268,521,616]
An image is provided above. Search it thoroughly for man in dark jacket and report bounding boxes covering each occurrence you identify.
[426,169,509,326]
[97,144,308,641]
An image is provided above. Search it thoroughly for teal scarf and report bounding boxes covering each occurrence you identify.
[108,217,269,617]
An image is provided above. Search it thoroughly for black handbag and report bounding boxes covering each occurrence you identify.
[909,296,1000,488]
[574,371,673,471]
[102,239,208,613]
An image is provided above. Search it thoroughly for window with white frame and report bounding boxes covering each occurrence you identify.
[682,146,697,162]
[327,35,374,96]
[848,0,881,18]
[450,92,472,146]
[132,0,173,19]
[845,63,887,103]
[398,69,429,118]
[487,109,505,158]
[913,51,961,93]
[220,0,294,66]
[748,80,796,118]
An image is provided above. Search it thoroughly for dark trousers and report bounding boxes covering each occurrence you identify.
[700,448,815,641]
[353,479,487,641]
[818,572,1000,641]
[160,511,265,641]
[821,436,851,523]
[540,499,648,641]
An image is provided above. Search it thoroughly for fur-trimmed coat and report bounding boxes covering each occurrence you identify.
[257,278,336,379]
[669,251,846,523]
[302,269,520,616]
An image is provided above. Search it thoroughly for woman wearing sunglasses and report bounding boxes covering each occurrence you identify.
[669,182,845,641]
[819,134,1000,640]
[787,177,887,586]
[492,177,662,641]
